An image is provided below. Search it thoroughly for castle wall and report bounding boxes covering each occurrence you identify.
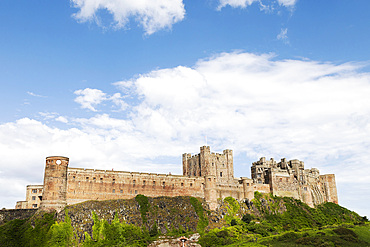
[15,146,338,211]
[270,172,299,199]
[66,168,205,206]
[216,183,244,201]
[319,174,338,204]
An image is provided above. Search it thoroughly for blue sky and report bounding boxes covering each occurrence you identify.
[0,0,370,217]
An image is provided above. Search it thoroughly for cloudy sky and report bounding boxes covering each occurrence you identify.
[1,1,369,217]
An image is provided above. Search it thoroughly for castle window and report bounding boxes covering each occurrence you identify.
[32,189,37,193]
[220,172,223,177]
[32,196,36,200]
[257,174,261,178]
[181,183,184,186]
[100,178,103,181]
[86,177,89,180]
[172,184,174,188]
[208,178,211,181]
[247,183,250,186]
[120,189,123,193]
[286,178,289,182]
[135,190,138,194]
[112,189,115,193]
[143,180,146,185]
[280,178,282,182]
[93,177,96,181]
[162,182,165,187]
[190,183,193,187]
[133,180,136,186]
[113,178,116,183]
[32,204,37,208]
[73,176,75,179]
[153,181,156,186]
[304,187,307,191]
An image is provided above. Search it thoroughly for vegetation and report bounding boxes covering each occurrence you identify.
[135,194,149,224]
[224,196,241,225]
[1,194,369,246]
[189,197,208,233]
[0,212,55,247]
[82,212,152,246]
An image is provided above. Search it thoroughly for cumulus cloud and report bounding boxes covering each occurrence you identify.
[70,0,185,35]
[74,88,107,111]
[2,52,370,216]
[74,88,128,112]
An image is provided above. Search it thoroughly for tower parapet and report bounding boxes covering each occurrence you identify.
[40,156,69,212]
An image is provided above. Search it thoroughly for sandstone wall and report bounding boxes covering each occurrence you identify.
[66,168,205,206]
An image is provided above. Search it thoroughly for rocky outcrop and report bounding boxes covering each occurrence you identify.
[0,208,37,225]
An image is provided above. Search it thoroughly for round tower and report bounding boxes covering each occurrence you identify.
[40,156,69,212]
[204,175,217,210]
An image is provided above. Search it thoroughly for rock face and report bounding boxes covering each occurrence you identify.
[0,209,37,225]
[57,196,207,241]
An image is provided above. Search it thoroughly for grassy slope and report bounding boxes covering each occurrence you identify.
[1,194,369,246]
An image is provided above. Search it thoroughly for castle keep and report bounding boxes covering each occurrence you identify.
[16,146,338,211]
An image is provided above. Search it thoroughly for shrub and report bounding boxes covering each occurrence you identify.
[189,197,208,233]
[242,214,253,224]
[135,194,149,224]
[230,219,237,226]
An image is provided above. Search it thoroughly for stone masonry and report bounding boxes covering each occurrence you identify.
[15,146,338,211]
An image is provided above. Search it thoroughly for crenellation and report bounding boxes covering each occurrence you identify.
[16,146,337,211]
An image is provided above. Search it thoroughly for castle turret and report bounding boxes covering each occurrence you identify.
[223,149,234,182]
[241,177,254,200]
[40,156,69,212]
[182,153,191,176]
[200,146,212,176]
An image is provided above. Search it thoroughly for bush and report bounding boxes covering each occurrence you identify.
[198,230,233,247]
[135,194,149,224]
[242,214,253,224]
[333,227,357,238]
[189,197,208,233]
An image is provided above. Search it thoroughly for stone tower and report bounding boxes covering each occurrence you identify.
[39,156,69,212]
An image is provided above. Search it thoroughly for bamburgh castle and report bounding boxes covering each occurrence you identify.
[16,146,338,211]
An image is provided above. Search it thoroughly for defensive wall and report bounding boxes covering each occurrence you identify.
[15,146,338,212]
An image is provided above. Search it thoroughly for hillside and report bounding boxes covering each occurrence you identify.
[0,193,369,246]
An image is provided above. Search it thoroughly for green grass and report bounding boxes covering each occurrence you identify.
[352,223,370,244]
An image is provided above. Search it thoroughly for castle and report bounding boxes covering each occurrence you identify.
[16,146,338,211]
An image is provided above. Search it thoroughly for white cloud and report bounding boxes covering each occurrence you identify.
[2,52,370,217]
[218,0,258,10]
[70,0,185,35]
[74,88,108,111]
[74,88,128,112]
[27,91,47,98]
[277,28,288,43]
[218,0,297,10]
[277,0,297,7]
[56,116,69,123]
